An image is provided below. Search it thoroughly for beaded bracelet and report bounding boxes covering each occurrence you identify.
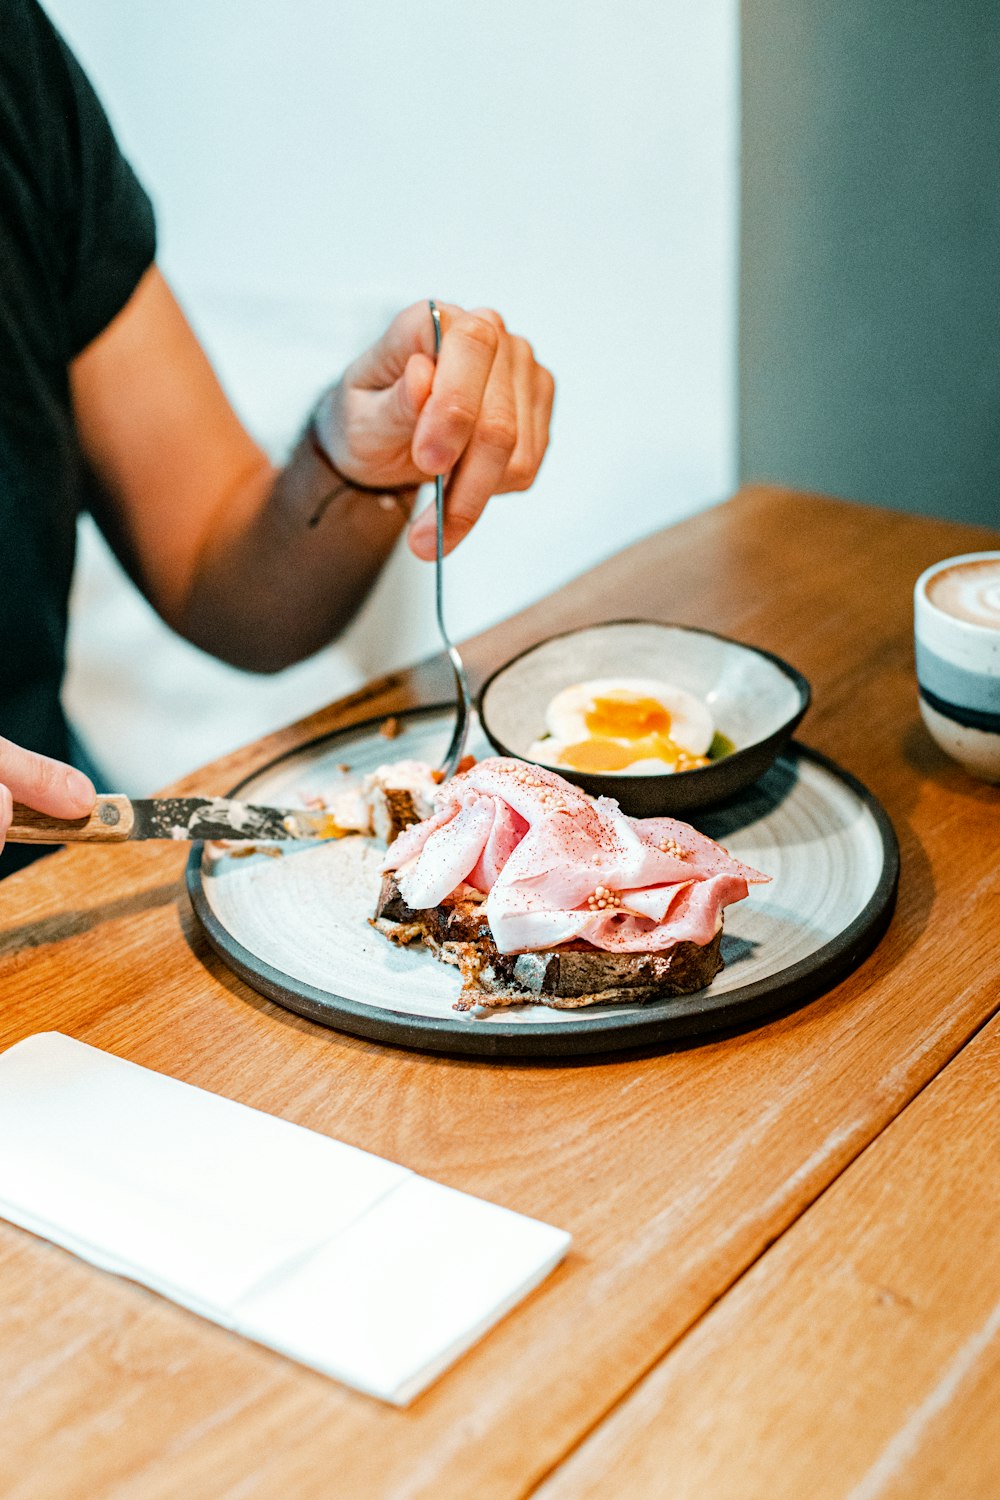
[306,414,417,527]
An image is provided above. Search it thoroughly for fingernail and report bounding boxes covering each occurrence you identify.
[65,768,95,813]
[417,443,451,474]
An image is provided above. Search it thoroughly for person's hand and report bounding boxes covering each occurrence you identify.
[317,301,555,559]
[0,738,96,857]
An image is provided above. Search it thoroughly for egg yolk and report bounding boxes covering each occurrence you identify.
[584,694,673,740]
[554,693,709,774]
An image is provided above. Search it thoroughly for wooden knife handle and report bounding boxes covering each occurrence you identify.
[7,795,135,844]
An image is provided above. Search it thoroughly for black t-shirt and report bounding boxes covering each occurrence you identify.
[0,0,155,876]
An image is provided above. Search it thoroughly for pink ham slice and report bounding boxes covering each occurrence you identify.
[380,757,769,957]
[382,798,458,869]
[581,873,757,951]
[467,797,528,892]
[634,815,767,887]
[460,758,592,821]
[382,758,571,875]
[394,796,495,908]
[384,785,528,906]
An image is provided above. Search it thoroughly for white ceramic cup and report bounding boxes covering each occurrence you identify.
[914,551,1000,783]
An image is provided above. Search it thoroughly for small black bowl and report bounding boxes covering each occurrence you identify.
[477,620,811,817]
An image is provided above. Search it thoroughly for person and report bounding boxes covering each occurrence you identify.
[0,0,554,877]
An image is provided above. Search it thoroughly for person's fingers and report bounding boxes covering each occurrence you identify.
[530,360,556,482]
[338,303,424,392]
[0,783,12,854]
[408,323,517,558]
[0,737,95,818]
[329,299,552,527]
[411,309,502,476]
[345,300,449,390]
[402,352,436,421]
[497,337,553,493]
[373,351,436,443]
[329,351,435,483]
[327,301,490,488]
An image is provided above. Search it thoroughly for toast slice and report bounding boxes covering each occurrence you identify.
[321,762,439,843]
[372,873,723,1011]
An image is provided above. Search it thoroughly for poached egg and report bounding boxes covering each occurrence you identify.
[527,677,715,775]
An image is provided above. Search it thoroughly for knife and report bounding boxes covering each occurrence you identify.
[7,795,351,845]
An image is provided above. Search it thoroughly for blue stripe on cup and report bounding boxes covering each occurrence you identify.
[915,642,1000,713]
[919,687,1000,734]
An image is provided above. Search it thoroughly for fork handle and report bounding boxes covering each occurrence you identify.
[429,299,472,781]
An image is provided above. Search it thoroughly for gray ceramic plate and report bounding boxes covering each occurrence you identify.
[187,706,898,1059]
[478,620,811,816]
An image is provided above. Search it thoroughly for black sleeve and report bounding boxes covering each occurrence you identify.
[24,0,157,355]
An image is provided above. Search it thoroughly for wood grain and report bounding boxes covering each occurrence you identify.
[0,488,997,1500]
[8,795,134,844]
[537,1011,1000,1500]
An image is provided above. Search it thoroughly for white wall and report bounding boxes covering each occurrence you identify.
[50,0,739,790]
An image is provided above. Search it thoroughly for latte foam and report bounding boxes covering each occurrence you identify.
[927,558,1000,630]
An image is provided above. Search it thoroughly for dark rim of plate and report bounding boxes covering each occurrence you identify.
[475,619,812,784]
[186,703,899,1062]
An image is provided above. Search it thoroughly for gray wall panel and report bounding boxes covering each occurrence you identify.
[741,2,1000,525]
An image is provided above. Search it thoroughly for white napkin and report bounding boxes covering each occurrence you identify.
[0,1033,569,1404]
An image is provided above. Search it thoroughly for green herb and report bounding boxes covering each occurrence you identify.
[708,731,736,761]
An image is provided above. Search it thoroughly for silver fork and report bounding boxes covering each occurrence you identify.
[429,299,472,779]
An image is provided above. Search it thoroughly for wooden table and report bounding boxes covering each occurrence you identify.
[1,487,997,1500]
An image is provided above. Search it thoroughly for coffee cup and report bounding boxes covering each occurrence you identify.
[914,551,1000,783]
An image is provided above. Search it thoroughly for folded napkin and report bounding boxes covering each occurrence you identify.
[0,1033,569,1405]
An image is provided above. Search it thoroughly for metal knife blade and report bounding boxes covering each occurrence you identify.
[129,797,348,843]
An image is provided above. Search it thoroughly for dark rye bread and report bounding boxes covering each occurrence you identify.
[371,787,427,845]
[371,873,723,1011]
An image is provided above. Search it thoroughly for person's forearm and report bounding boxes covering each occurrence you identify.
[178,421,418,673]
[72,276,552,668]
